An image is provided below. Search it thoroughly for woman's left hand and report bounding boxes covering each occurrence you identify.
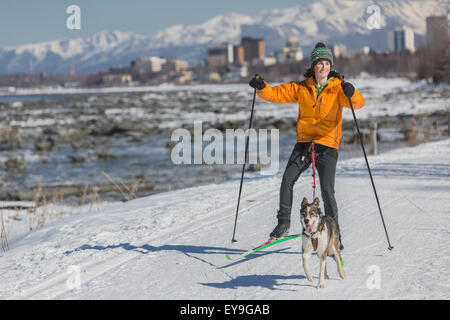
[341,82,355,98]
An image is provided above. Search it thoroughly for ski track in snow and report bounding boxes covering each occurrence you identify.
[1,139,449,299]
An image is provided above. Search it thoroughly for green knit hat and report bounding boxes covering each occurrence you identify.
[310,42,333,67]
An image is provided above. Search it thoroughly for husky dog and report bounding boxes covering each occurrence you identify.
[300,197,345,288]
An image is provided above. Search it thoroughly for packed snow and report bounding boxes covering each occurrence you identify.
[0,137,449,300]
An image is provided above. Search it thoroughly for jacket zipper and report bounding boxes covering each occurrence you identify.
[313,94,324,116]
[317,96,323,114]
[313,86,325,107]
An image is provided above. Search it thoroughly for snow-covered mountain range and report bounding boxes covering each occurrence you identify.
[1,0,448,74]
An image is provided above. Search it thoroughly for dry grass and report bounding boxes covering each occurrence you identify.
[102,171,135,201]
[27,173,138,231]
[406,115,440,147]
[1,173,142,245]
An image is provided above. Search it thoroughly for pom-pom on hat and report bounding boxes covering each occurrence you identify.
[310,42,333,67]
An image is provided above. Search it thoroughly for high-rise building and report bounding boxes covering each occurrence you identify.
[286,37,300,50]
[275,37,303,64]
[207,47,226,68]
[387,26,415,53]
[148,57,168,73]
[132,57,167,73]
[233,45,245,63]
[426,15,450,45]
[331,44,347,58]
[224,43,234,64]
[162,58,188,74]
[241,37,265,63]
[207,43,233,68]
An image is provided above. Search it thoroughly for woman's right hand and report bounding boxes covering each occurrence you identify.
[249,74,266,90]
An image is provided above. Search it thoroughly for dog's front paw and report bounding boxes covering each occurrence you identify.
[317,282,325,289]
[306,275,313,282]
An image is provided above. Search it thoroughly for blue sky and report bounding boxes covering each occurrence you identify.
[0,0,312,48]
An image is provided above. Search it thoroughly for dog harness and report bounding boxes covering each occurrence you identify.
[311,142,317,199]
[302,218,326,251]
[300,141,331,199]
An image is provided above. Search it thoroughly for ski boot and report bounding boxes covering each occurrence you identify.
[270,211,290,239]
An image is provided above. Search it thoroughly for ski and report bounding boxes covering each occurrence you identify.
[225,234,302,262]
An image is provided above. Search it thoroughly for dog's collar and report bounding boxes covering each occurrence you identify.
[302,229,320,238]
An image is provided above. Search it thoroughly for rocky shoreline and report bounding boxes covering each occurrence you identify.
[1,84,448,202]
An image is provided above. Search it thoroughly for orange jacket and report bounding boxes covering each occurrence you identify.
[257,76,365,150]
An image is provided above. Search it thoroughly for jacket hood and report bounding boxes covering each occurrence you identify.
[306,76,341,88]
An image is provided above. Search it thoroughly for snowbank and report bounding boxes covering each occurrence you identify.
[0,138,449,299]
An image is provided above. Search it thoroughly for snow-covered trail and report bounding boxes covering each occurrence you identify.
[1,139,449,300]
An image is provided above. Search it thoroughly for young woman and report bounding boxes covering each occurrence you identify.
[249,42,365,249]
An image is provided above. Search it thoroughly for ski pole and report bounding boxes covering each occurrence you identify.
[231,88,257,243]
[346,94,394,251]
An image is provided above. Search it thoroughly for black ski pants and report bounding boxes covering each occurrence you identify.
[279,142,339,227]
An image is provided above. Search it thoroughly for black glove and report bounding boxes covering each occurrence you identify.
[341,81,355,98]
[249,74,266,90]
